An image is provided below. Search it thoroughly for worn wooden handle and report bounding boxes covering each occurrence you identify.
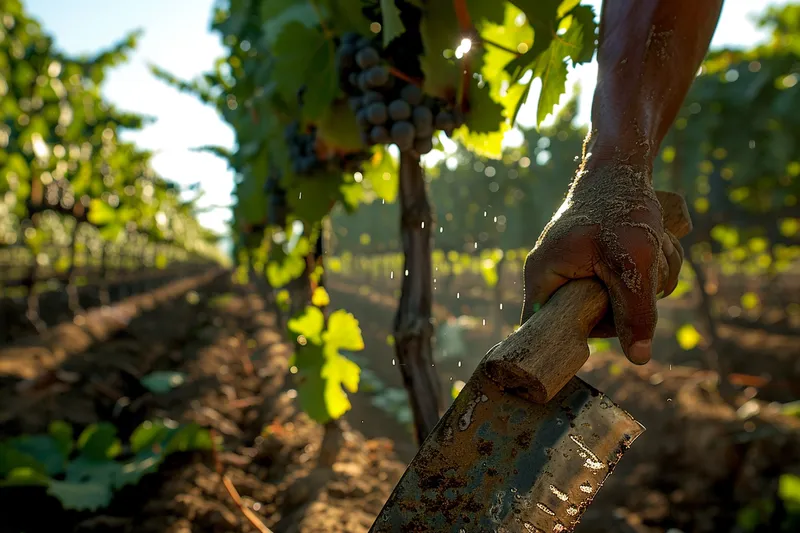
[483,190,692,404]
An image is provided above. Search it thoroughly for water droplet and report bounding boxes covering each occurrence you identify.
[458,360,462,367]
[566,505,579,516]
[392,359,396,366]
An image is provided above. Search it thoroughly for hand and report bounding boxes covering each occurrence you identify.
[520,164,684,365]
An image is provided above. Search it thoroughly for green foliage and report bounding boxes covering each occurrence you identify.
[140,371,188,394]
[287,306,364,423]
[0,420,213,511]
[0,0,222,258]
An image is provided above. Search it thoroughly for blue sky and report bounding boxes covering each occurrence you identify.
[25,0,788,236]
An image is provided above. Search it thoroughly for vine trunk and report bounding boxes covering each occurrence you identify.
[393,152,443,445]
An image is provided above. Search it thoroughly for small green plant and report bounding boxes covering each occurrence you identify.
[287,306,364,423]
[0,420,214,511]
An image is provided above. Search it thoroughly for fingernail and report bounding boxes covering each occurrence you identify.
[628,340,652,365]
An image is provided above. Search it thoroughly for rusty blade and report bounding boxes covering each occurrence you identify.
[370,372,644,533]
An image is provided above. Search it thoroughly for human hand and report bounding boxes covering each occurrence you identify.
[520,164,684,365]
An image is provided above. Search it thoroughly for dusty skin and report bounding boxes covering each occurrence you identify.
[521,159,683,365]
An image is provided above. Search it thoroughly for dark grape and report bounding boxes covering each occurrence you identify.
[366,66,390,88]
[370,125,391,144]
[348,72,359,88]
[453,109,465,128]
[391,121,415,152]
[337,44,356,70]
[356,37,373,50]
[356,109,369,128]
[401,84,423,106]
[412,106,433,129]
[363,91,383,105]
[357,72,371,92]
[361,130,372,146]
[435,111,455,130]
[414,137,433,155]
[366,102,388,125]
[355,47,380,69]
[348,96,362,112]
[342,32,359,45]
[415,121,433,139]
[388,100,411,121]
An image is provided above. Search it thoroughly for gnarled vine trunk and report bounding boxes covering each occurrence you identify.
[394,152,442,444]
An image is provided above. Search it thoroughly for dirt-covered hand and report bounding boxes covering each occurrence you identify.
[520,164,684,365]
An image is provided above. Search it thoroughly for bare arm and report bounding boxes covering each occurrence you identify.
[522,0,723,364]
[586,0,724,171]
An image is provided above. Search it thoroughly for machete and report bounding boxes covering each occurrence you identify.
[370,191,692,533]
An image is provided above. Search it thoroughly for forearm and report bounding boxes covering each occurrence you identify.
[584,0,724,172]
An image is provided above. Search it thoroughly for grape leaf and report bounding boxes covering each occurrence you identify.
[262,0,321,45]
[288,306,326,344]
[380,0,406,48]
[466,0,506,25]
[564,5,597,64]
[534,39,570,126]
[504,0,561,80]
[419,1,461,99]
[362,146,399,203]
[328,0,373,35]
[317,100,366,152]
[48,479,113,511]
[76,423,121,461]
[1,466,50,487]
[323,309,365,352]
[311,286,330,307]
[140,371,187,394]
[465,78,505,134]
[272,23,338,121]
[48,421,74,459]
[7,435,68,476]
[0,443,48,477]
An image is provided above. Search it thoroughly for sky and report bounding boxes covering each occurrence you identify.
[23,0,789,237]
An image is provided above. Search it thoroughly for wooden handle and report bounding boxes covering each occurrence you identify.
[483,190,692,404]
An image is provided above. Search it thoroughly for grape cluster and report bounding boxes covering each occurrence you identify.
[285,120,371,177]
[337,33,464,154]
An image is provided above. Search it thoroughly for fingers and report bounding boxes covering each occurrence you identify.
[520,230,595,324]
[660,231,684,298]
[594,227,659,365]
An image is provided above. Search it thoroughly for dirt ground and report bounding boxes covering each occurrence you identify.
[0,272,405,533]
[0,269,798,533]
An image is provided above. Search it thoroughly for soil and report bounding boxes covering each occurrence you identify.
[0,272,405,533]
[0,267,798,533]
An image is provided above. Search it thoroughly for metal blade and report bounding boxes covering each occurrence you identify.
[371,370,644,533]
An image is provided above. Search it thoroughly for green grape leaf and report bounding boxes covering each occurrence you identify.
[262,0,320,46]
[272,23,338,121]
[466,0,506,25]
[503,0,560,80]
[380,0,406,48]
[294,344,361,423]
[130,421,171,455]
[48,421,74,459]
[340,180,365,212]
[65,456,123,488]
[323,309,365,352]
[288,306,326,345]
[362,146,398,203]
[779,474,800,504]
[0,466,51,487]
[465,77,505,134]
[317,100,366,152]
[564,4,597,64]
[6,434,68,476]
[420,1,461,99]
[266,242,309,288]
[534,38,570,126]
[48,479,113,511]
[0,442,48,477]
[76,423,121,461]
[328,0,373,35]
[164,423,214,454]
[140,371,187,394]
